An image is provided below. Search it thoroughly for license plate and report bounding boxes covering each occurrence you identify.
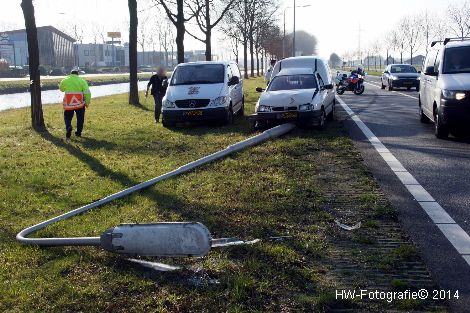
[183,110,203,117]
[279,112,298,119]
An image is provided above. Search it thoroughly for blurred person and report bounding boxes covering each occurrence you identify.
[145,66,168,123]
[265,59,276,83]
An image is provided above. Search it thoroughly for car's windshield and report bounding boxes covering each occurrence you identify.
[443,47,470,74]
[390,65,417,73]
[268,74,317,91]
[170,64,225,85]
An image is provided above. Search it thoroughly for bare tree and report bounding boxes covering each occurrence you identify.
[383,31,395,65]
[223,0,253,78]
[137,12,151,66]
[157,0,201,64]
[186,0,237,61]
[371,39,382,70]
[419,11,450,55]
[391,29,407,64]
[20,0,45,131]
[128,0,140,105]
[447,1,470,39]
[329,53,341,68]
[399,15,422,65]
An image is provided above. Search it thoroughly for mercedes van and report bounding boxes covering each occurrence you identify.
[161,61,244,127]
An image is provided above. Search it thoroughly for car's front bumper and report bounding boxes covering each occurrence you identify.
[249,110,323,125]
[391,79,420,88]
[440,96,470,126]
[162,107,228,123]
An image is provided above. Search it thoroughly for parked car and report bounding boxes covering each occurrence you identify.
[251,67,335,129]
[161,61,244,127]
[381,64,420,91]
[419,37,470,139]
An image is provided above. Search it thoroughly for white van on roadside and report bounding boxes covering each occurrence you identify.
[161,61,244,127]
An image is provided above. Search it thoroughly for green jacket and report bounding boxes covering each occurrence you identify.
[59,74,91,105]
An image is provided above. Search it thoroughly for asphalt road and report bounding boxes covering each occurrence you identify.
[338,75,470,312]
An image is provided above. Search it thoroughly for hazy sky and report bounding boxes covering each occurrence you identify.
[0,0,462,59]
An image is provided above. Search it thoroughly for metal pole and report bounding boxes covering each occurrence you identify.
[293,0,296,57]
[283,9,286,58]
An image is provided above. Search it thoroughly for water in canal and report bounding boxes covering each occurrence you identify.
[0,81,148,112]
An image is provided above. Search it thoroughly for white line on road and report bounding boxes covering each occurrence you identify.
[337,96,470,266]
[365,81,419,100]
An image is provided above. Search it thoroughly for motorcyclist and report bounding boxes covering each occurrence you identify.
[351,66,365,77]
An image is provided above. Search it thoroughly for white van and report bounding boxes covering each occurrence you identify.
[251,57,336,129]
[419,38,470,138]
[162,61,244,127]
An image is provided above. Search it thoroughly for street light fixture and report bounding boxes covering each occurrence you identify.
[283,2,311,58]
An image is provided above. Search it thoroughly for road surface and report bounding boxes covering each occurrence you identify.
[338,74,470,313]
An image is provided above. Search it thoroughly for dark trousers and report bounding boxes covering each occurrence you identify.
[153,94,163,121]
[64,107,85,135]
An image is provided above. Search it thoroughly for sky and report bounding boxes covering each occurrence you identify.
[0,0,462,60]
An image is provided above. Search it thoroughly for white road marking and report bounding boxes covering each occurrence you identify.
[337,96,470,266]
[437,224,470,254]
[365,81,419,100]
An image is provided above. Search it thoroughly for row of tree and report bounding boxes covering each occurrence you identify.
[338,1,470,69]
[21,0,317,130]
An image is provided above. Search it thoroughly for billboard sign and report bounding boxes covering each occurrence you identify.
[107,32,121,38]
[0,44,14,64]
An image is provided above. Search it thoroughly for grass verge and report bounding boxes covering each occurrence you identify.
[0,73,153,95]
[0,77,446,312]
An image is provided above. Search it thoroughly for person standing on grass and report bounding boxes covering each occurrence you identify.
[59,68,91,139]
[264,59,276,84]
[145,66,168,123]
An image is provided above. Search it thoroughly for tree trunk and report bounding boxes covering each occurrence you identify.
[128,0,139,105]
[176,0,185,64]
[21,0,45,131]
[410,48,413,65]
[261,51,264,76]
[205,0,212,61]
[243,39,248,79]
[256,51,260,76]
[249,37,254,77]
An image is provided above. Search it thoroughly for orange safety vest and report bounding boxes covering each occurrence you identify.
[63,92,85,111]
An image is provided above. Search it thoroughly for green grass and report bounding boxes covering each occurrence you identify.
[0,73,153,94]
[0,76,444,312]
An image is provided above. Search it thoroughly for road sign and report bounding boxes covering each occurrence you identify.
[107,32,121,38]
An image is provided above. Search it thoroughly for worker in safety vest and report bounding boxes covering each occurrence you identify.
[59,68,91,139]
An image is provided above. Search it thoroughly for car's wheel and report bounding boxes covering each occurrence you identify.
[419,97,429,124]
[316,108,326,130]
[224,105,234,125]
[238,97,245,116]
[388,80,393,91]
[327,99,336,121]
[381,79,386,89]
[434,111,449,139]
[162,120,175,128]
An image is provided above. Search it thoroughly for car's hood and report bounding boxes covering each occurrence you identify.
[439,73,470,90]
[166,83,225,100]
[259,89,317,107]
[393,73,420,79]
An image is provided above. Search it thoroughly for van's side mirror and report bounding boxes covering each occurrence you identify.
[228,76,240,86]
[384,71,389,74]
[424,66,437,76]
[256,87,265,92]
[322,84,334,90]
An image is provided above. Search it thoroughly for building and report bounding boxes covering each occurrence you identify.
[2,26,75,69]
[76,43,127,68]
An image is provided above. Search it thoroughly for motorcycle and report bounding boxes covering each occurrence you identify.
[335,72,365,95]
